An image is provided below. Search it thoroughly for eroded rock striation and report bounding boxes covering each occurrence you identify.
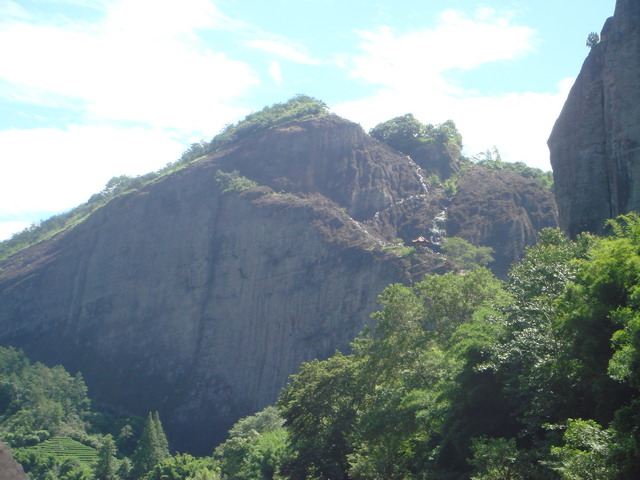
[0,115,557,453]
[549,0,640,236]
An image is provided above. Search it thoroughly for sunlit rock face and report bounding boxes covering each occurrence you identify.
[0,115,557,453]
[549,0,640,237]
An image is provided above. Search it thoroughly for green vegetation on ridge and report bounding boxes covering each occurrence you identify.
[208,94,328,153]
[0,95,328,262]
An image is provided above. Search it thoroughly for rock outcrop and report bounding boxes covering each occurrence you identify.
[446,167,558,277]
[549,0,640,236]
[0,442,26,480]
[0,115,557,453]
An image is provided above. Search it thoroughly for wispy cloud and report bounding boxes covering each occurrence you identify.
[269,60,283,84]
[0,0,259,135]
[0,124,186,217]
[349,8,536,89]
[333,8,563,170]
[246,38,318,64]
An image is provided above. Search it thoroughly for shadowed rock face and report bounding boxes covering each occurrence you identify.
[0,442,26,480]
[447,167,559,278]
[0,115,557,453]
[549,0,640,237]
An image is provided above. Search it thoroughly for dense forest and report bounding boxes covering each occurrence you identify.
[3,213,640,479]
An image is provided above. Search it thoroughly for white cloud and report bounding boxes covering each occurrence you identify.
[0,0,259,135]
[246,38,317,64]
[0,125,185,218]
[333,8,566,170]
[268,60,283,84]
[0,0,30,19]
[349,9,536,90]
[334,78,572,171]
[0,221,31,241]
[103,0,225,37]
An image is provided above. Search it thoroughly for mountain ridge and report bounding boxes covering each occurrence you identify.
[0,112,557,453]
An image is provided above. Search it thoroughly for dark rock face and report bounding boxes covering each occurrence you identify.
[446,167,559,277]
[0,442,26,480]
[219,115,425,220]
[411,142,460,181]
[549,0,640,236]
[0,115,557,453]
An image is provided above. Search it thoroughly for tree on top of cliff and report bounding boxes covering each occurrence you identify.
[369,114,462,156]
[587,32,600,49]
[473,146,554,190]
[208,95,329,153]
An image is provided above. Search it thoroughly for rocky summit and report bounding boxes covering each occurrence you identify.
[0,114,556,453]
[549,0,640,237]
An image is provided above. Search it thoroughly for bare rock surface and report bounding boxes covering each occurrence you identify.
[549,0,640,236]
[447,167,559,277]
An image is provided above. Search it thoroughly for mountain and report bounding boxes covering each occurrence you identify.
[0,112,557,453]
[549,0,640,236]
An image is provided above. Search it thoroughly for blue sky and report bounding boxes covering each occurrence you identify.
[0,0,617,239]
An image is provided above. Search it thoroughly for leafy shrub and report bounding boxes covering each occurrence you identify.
[208,95,329,153]
[369,114,462,155]
[215,170,257,194]
[473,147,554,190]
[442,237,494,269]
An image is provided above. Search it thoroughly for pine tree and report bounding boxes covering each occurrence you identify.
[153,411,170,456]
[131,412,169,477]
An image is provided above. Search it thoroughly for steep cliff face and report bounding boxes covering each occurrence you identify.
[217,115,425,220]
[0,116,438,453]
[0,115,557,453]
[446,167,559,277]
[549,0,640,236]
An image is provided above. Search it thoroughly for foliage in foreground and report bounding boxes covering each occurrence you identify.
[6,215,640,479]
[268,215,640,479]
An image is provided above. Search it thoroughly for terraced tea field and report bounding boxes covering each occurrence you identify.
[31,437,98,465]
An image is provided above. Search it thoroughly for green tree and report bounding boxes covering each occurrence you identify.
[278,353,361,479]
[214,406,287,480]
[152,411,169,456]
[215,170,257,194]
[469,437,526,480]
[551,419,615,480]
[472,147,553,190]
[369,114,462,156]
[116,458,132,479]
[131,412,170,478]
[95,434,119,480]
[145,453,219,480]
[442,237,494,270]
[58,457,92,480]
[587,32,600,49]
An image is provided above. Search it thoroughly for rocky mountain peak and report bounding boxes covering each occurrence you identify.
[216,114,425,220]
[0,111,557,453]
